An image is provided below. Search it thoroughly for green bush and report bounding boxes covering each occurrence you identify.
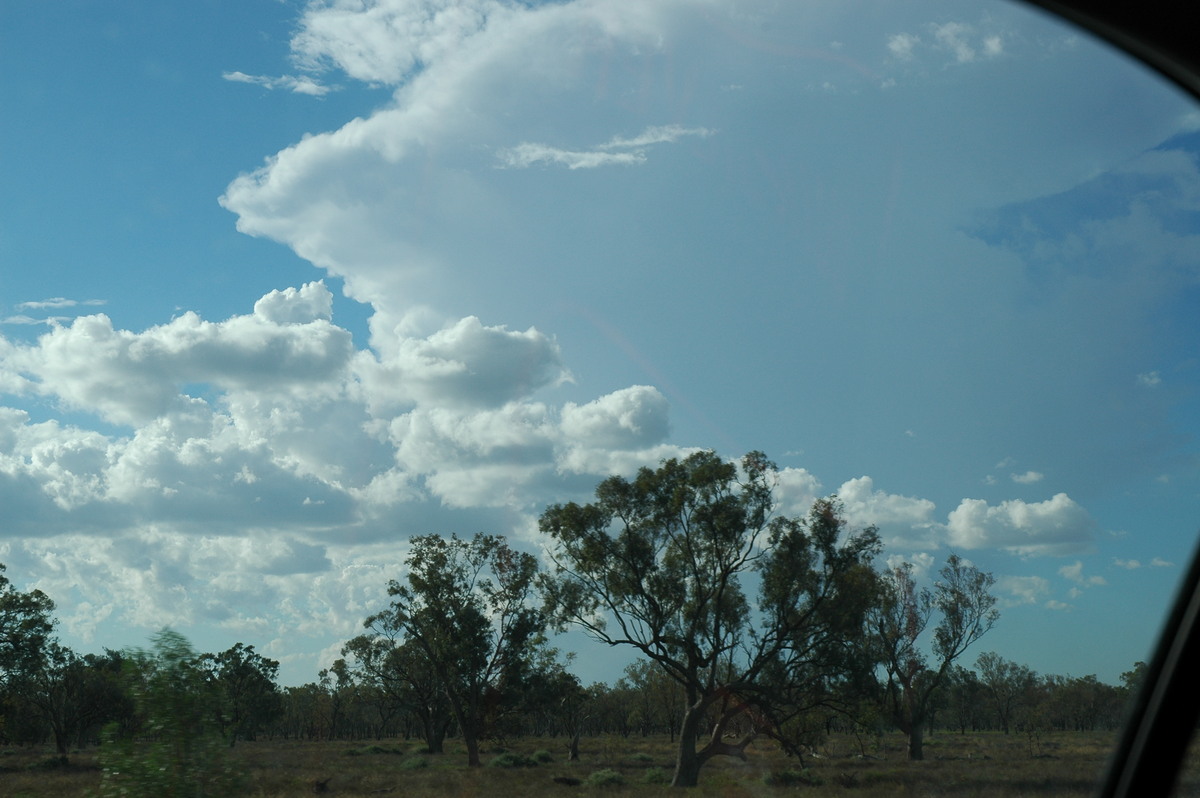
[96,630,245,798]
[532,749,554,763]
[585,768,626,787]
[641,767,671,784]
[488,752,537,768]
[400,756,429,770]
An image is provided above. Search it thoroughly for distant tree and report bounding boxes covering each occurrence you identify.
[17,643,129,757]
[316,659,356,741]
[360,533,547,766]
[619,658,683,740]
[943,664,987,734]
[341,634,453,751]
[975,651,1037,734]
[0,563,55,687]
[1120,661,1147,696]
[870,555,998,760]
[539,450,881,787]
[197,643,282,746]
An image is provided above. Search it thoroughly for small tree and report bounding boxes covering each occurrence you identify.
[871,555,998,760]
[539,450,881,787]
[97,629,242,798]
[361,533,546,766]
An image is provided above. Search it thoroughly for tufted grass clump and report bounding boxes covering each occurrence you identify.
[585,768,626,787]
[489,751,539,768]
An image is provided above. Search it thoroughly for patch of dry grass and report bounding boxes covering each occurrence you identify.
[0,729,1176,797]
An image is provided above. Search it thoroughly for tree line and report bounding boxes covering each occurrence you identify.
[0,450,1145,790]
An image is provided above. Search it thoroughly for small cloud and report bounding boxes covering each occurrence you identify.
[2,315,58,326]
[1137,371,1162,387]
[932,22,976,63]
[887,32,919,61]
[223,71,333,97]
[998,574,1048,605]
[1045,600,1071,611]
[1151,557,1173,568]
[497,143,645,170]
[983,475,997,485]
[982,35,1004,57]
[1114,558,1141,569]
[1059,560,1106,586]
[1011,470,1044,484]
[995,457,1016,469]
[17,298,105,310]
[599,125,714,151]
[904,429,917,438]
[499,125,713,171]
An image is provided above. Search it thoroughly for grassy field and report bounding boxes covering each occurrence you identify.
[1,730,1196,797]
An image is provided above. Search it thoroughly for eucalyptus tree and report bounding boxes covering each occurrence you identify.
[975,651,1037,734]
[18,644,128,757]
[539,450,882,787]
[197,643,282,745]
[340,634,453,751]
[0,563,55,687]
[360,533,546,766]
[870,555,999,760]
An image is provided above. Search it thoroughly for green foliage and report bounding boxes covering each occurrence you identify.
[197,643,282,745]
[584,767,626,787]
[95,629,244,798]
[358,533,548,766]
[641,766,671,784]
[871,555,999,760]
[344,744,404,756]
[762,768,822,787]
[532,748,554,762]
[488,751,538,767]
[400,755,429,769]
[539,451,883,785]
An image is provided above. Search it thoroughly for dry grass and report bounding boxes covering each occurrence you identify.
[1,729,1194,797]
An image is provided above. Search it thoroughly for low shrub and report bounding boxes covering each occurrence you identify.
[641,767,671,784]
[489,752,538,768]
[585,768,626,787]
[762,768,823,787]
[532,749,554,763]
[345,745,404,756]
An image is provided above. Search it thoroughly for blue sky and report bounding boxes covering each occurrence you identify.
[1,0,1198,687]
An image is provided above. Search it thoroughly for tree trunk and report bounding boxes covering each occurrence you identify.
[672,701,706,787]
[53,726,69,757]
[463,729,481,767]
[908,723,925,761]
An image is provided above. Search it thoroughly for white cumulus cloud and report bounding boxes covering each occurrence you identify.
[946,493,1094,555]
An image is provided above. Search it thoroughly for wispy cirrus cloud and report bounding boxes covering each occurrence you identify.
[497,125,714,170]
[17,298,106,310]
[222,71,333,97]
